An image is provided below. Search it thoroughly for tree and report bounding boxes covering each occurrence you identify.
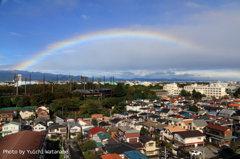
[30,95,41,106]
[72,91,84,99]
[91,118,98,126]
[76,132,84,141]
[230,141,240,152]
[29,114,35,120]
[189,105,198,112]
[3,97,12,107]
[17,96,30,107]
[181,89,191,97]
[40,92,54,105]
[114,83,126,97]
[140,127,147,135]
[12,95,20,105]
[234,88,240,98]
[80,140,96,152]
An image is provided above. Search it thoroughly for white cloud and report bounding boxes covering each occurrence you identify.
[10,32,24,37]
[12,5,240,81]
[1,0,8,6]
[185,2,204,8]
[81,14,90,20]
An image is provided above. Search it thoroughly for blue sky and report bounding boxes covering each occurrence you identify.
[1,0,240,80]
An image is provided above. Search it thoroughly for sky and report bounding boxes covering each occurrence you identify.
[0,0,240,81]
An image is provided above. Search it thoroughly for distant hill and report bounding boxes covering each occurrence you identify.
[0,70,211,82]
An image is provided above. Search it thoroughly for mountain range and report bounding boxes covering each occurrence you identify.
[0,70,212,82]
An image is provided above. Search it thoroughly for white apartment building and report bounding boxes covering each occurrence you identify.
[163,83,182,96]
[163,81,227,97]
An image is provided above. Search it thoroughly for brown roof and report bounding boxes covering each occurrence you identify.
[164,125,187,133]
[0,130,44,159]
[101,153,122,159]
[139,135,155,143]
[182,119,193,125]
[130,143,144,149]
[107,137,120,144]
[0,110,13,114]
[206,123,230,132]
[175,130,205,138]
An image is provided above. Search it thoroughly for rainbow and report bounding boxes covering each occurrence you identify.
[14,29,201,70]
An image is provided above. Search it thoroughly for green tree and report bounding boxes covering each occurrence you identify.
[189,105,198,112]
[181,89,191,97]
[230,141,240,152]
[72,91,84,99]
[80,99,101,114]
[91,118,98,126]
[12,95,20,105]
[40,92,54,105]
[140,127,147,135]
[3,97,12,107]
[114,83,126,97]
[76,132,84,141]
[234,88,240,98]
[85,149,97,159]
[29,114,35,120]
[80,140,96,152]
[30,95,41,106]
[0,97,4,108]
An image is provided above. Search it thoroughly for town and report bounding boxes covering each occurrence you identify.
[0,74,240,159]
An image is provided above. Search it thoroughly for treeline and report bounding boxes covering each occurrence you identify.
[0,83,162,117]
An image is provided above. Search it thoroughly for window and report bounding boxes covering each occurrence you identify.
[148,143,154,147]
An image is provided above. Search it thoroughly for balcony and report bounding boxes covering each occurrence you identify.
[205,130,224,138]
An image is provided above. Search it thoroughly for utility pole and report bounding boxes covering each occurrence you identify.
[24,78,28,95]
[29,74,32,95]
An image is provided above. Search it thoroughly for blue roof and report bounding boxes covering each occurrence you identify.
[69,122,81,128]
[208,111,218,115]
[182,113,190,116]
[136,98,142,101]
[124,150,148,159]
[119,112,128,115]
[211,136,238,141]
[165,104,173,106]
[185,111,197,113]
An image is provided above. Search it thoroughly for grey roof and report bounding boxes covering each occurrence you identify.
[105,142,136,154]
[35,122,47,127]
[219,109,236,116]
[198,115,211,121]
[193,119,207,127]
[161,108,170,113]
[139,135,155,143]
[69,122,81,128]
[21,108,34,112]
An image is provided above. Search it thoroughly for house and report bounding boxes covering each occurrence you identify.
[159,108,173,118]
[163,125,186,142]
[98,121,111,129]
[142,120,167,138]
[0,122,20,137]
[77,118,88,126]
[33,122,47,132]
[192,119,208,133]
[54,115,66,124]
[69,122,82,138]
[104,142,136,159]
[124,150,148,159]
[0,110,14,122]
[101,153,122,159]
[47,124,67,138]
[218,109,236,117]
[109,118,125,127]
[180,119,193,130]
[36,106,50,120]
[139,135,159,156]
[172,130,205,147]
[0,131,45,159]
[108,127,119,137]
[97,132,111,144]
[20,108,35,119]
[88,126,108,141]
[204,123,237,147]
[91,114,103,120]
[124,133,140,144]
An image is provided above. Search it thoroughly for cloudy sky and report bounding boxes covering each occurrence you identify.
[1,0,240,81]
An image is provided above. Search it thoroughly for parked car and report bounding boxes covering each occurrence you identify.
[189,150,202,156]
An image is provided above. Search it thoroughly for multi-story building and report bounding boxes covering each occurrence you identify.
[163,82,227,97]
[204,124,237,147]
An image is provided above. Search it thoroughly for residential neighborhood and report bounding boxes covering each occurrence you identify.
[0,79,240,159]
